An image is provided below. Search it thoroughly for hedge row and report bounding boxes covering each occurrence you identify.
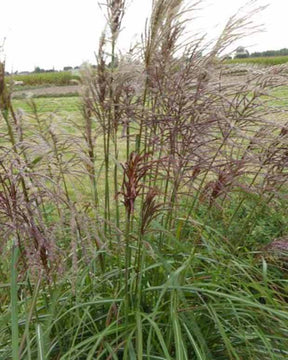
[227,56,288,66]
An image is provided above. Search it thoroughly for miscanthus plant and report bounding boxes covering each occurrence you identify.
[1,0,288,359]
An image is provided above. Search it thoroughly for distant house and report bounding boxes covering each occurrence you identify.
[234,46,249,59]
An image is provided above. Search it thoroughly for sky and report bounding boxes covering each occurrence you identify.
[0,0,287,72]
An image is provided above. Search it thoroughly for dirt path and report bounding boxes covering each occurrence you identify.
[13,85,81,98]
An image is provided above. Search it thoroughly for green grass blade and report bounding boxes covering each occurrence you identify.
[141,313,172,360]
[11,239,19,360]
[171,292,187,360]
[36,323,45,360]
[182,323,206,360]
[136,312,143,360]
[19,272,42,358]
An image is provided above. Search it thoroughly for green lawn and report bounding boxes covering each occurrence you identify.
[12,96,81,114]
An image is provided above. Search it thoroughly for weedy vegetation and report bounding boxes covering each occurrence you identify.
[0,0,288,359]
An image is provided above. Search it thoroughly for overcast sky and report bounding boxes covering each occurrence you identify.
[0,0,287,72]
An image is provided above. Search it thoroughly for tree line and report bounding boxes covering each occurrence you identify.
[235,47,288,59]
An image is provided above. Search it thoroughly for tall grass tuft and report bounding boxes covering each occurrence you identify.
[0,0,288,358]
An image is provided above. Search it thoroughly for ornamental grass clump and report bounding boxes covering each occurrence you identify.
[0,1,288,359]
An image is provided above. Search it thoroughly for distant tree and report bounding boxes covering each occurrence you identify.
[250,51,262,58]
[234,46,249,59]
[34,66,45,73]
[63,66,73,71]
[250,48,288,58]
[279,48,288,56]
